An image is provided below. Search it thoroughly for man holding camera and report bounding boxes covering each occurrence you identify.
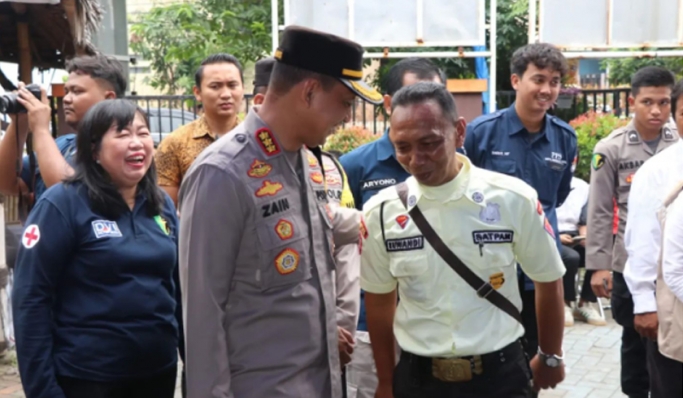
[0,55,126,217]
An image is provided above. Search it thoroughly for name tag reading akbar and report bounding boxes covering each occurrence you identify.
[385,236,424,252]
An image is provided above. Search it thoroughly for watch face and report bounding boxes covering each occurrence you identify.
[546,357,560,367]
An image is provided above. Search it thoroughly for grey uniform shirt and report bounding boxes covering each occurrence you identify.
[586,120,678,273]
[178,109,343,398]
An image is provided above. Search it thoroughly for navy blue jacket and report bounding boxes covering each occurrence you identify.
[12,182,179,398]
[20,134,76,202]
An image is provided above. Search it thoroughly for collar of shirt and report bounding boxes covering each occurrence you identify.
[505,103,549,142]
[376,128,396,161]
[406,154,486,207]
[191,115,242,140]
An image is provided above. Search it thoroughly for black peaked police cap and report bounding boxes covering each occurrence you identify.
[275,26,383,105]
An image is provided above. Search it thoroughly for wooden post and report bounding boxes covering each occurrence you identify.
[11,3,32,84]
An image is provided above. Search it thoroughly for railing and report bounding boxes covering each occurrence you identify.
[496,88,633,122]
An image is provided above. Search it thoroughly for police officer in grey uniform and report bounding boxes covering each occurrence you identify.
[178,26,382,398]
[586,66,678,398]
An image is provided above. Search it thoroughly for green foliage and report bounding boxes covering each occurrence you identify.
[130,0,272,94]
[569,111,630,181]
[324,126,380,154]
[601,53,683,86]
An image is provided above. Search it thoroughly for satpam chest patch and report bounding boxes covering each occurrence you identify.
[472,230,514,244]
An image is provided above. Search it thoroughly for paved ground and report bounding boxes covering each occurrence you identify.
[0,310,626,397]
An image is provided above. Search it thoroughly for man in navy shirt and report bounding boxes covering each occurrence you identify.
[464,43,577,368]
[0,55,127,220]
[340,57,445,398]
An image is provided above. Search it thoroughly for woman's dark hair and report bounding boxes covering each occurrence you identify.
[66,99,164,219]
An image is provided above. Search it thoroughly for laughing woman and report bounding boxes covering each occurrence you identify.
[12,99,180,398]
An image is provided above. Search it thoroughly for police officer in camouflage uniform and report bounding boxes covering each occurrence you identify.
[178,26,382,398]
[586,66,679,398]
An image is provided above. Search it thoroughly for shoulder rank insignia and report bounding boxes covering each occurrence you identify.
[543,217,555,238]
[256,180,283,197]
[247,159,272,178]
[255,128,281,156]
[275,248,300,275]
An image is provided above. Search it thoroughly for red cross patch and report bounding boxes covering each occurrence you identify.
[22,224,41,249]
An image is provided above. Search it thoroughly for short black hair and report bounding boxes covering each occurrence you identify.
[66,99,164,219]
[510,43,568,78]
[384,58,445,96]
[66,55,127,97]
[391,81,458,124]
[195,53,244,87]
[631,66,676,96]
[671,79,683,120]
[269,62,337,95]
[253,86,268,96]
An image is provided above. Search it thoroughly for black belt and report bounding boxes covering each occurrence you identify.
[401,340,525,381]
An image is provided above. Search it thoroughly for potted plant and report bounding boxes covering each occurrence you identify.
[557,85,581,109]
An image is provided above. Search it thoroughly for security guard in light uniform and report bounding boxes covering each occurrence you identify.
[179,26,382,398]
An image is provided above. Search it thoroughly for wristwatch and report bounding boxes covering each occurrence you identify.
[538,348,564,368]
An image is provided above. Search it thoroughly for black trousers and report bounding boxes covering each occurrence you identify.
[393,343,532,398]
[560,245,596,303]
[612,271,650,398]
[646,340,683,398]
[57,367,177,398]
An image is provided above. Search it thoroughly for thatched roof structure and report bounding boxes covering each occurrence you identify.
[0,0,102,86]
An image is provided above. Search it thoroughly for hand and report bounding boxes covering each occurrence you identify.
[337,326,354,367]
[634,312,658,341]
[15,84,51,136]
[374,382,393,398]
[530,354,565,392]
[590,270,612,298]
[559,234,573,246]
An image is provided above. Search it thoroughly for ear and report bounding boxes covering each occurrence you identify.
[253,93,265,105]
[454,117,467,148]
[300,79,319,107]
[511,74,521,91]
[104,91,117,100]
[383,94,392,115]
[193,86,201,102]
[628,95,635,107]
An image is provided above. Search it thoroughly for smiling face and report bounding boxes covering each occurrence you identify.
[511,63,561,116]
[95,111,154,190]
[302,80,356,147]
[389,100,466,186]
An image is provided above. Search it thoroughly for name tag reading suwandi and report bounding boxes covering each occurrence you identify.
[385,236,424,252]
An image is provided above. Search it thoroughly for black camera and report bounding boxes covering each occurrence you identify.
[0,84,42,114]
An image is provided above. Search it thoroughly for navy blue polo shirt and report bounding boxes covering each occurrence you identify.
[341,131,410,331]
[13,182,179,398]
[464,104,577,288]
[20,134,77,204]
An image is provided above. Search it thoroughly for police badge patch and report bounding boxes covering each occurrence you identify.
[479,203,501,224]
[591,153,606,170]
